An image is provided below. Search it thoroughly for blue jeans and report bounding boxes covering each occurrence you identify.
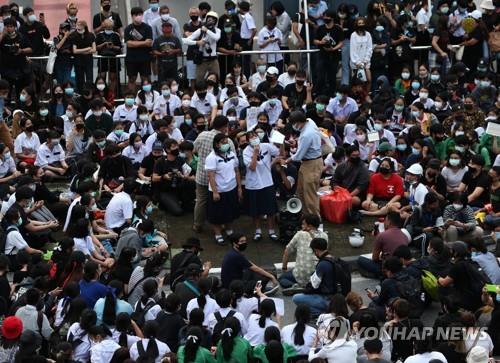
[54,58,73,85]
[279,270,297,288]
[292,293,330,317]
[357,256,382,278]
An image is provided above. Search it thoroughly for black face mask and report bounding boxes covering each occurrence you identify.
[206,80,216,87]
[379,167,391,175]
[55,93,63,99]
[170,149,179,156]
[464,104,473,111]
[102,4,111,12]
[434,136,443,142]
[190,15,198,22]
[240,143,248,149]
[266,76,274,83]
[249,101,260,107]
[296,80,305,86]
[350,156,361,164]
[197,92,207,99]
[196,125,206,132]
[237,243,247,251]
[25,126,34,132]
[258,122,269,130]
[288,70,296,76]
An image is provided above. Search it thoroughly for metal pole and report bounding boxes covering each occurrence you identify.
[303,0,312,81]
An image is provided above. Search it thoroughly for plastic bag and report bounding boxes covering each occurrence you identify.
[320,187,353,224]
[46,47,57,75]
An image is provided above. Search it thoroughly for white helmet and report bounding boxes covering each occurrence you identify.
[349,229,365,248]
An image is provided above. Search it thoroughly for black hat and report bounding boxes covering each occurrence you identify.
[185,263,203,275]
[182,237,203,251]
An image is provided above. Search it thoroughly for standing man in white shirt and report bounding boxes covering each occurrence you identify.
[257,15,283,70]
[191,81,218,125]
[184,11,221,82]
[152,5,182,41]
[238,1,257,77]
[143,0,160,27]
[105,178,136,234]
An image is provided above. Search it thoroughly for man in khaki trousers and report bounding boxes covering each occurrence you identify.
[286,111,323,216]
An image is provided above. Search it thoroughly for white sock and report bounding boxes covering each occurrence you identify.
[226,229,233,236]
[268,229,275,235]
[215,234,223,240]
[255,228,262,234]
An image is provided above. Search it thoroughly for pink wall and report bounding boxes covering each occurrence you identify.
[33,0,92,38]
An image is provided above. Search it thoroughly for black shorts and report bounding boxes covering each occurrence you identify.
[99,58,121,73]
[126,60,151,78]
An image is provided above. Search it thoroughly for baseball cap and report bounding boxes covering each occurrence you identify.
[267,66,279,75]
[377,142,394,153]
[185,263,203,275]
[152,141,164,151]
[1,316,22,340]
[470,10,482,19]
[407,163,423,175]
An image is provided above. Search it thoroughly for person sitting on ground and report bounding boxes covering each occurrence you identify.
[307,316,357,362]
[442,192,483,243]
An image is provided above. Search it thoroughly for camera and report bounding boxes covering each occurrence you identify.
[323,35,336,47]
[205,46,213,54]
[171,168,179,188]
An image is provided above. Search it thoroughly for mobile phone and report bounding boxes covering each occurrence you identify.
[254,280,262,292]
[40,13,44,17]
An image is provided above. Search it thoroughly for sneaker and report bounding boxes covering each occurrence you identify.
[253,232,262,241]
[215,236,226,246]
[281,284,304,296]
[263,284,280,296]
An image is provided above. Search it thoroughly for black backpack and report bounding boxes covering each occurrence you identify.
[131,300,156,328]
[0,225,19,255]
[136,340,156,363]
[211,310,236,345]
[322,257,352,296]
[394,272,425,317]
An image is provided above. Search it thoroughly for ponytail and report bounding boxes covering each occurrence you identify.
[142,321,160,360]
[197,278,211,310]
[184,335,200,363]
[197,294,207,310]
[258,314,267,328]
[102,290,117,326]
[293,304,310,346]
[118,332,128,347]
[258,299,276,329]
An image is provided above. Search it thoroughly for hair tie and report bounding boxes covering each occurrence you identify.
[187,335,199,343]
[221,328,233,337]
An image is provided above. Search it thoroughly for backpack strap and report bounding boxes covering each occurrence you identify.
[214,311,222,323]
[137,340,147,357]
[227,310,236,318]
[183,280,201,297]
[37,310,43,337]
[5,226,19,255]
[126,275,150,299]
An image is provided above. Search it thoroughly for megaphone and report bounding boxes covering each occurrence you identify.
[286,197,302,214]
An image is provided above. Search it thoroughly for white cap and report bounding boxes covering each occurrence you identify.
[467,346,489,363]
[470,9,483,19]
[206,11,219,20]
[12,109,24,117]
[267,66,279,75]
[480,0,495,10]
[407,163,423,175]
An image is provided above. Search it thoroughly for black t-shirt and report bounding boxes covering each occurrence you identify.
[315,24,343,58]
[461,170,490,207]
[221,249,252,288]
[217,31,242,51]
[153,35,181,64]
[283,83,307,109]
[420,174,447,201]
[18,21,50,56]
[71,32,96,63]
[170,250,202,287]
[0,32,30,69]
[124,22,153,62]
[183,21,202,60]
[256,81,284,99]
[153,155,184,189]
[448,260,482,310]
[292,12,315,43]
[390,28,413,62]
[95,31,122,57]
[53,34,72,60]
[92,12,123,31]
[140,154,161,177]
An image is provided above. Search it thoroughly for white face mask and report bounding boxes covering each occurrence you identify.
[96,84,105,91]
[182,99,191,107]
[453,204,463,211]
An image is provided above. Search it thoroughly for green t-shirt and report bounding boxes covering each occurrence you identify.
[252,343,297,363]
[177,345,217,363]
[216,337,251,363]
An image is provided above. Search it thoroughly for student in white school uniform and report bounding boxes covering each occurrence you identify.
[105,178,135,233]
[133,279,162,323]
[222,86,250,119]
[61,102,79,140]
[129,321,170,363]
[281,304,317,356]
[71,218,113,269]
[129,106,155,141]
[88,325,121,363]
[244,298,279,347]
[34,130,69,179]
[136,80,160,113]
[257,15,283,69]
[107,121,129,149]
[0,143,19,190]
[111,312,142,349]
[238,1,257,77]
[206,288,247,335]
[205,133,243,245]
[186,277,219,327]
[165,115,184,143]
[113,90,138,124]
[122,132,149,169]
[248,59,268,92]
[14,118,40,169]
[67,309,97,363]
[153,82,181,119]
[191,81,218,124]
[145,119,170,154]
[243,130,280,242]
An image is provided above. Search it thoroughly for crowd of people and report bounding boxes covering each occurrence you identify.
[0,0,496,362]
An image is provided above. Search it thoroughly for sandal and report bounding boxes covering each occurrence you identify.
[215,236,226,246]
[253,232,262,241]
[269,233,279,241]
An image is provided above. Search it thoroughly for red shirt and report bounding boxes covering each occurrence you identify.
[367,173,404,200]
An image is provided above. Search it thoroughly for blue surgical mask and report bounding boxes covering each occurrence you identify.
[411,147,421,155]
[39,109,49,117]
[375,25,384,32]
[397,144,407,151]
[150,3,159,11]
[143,84,152,92]
[16,217,22,226]
[104,29,113,35]
[19,94,26,103]
[146,205,153,215]
[411,81,420,90]
[65,88,74,96]
[125,98,135,106]
[115,129,124,136]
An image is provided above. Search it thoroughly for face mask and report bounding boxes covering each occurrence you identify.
[162,89,171,97]
[419,92,428,99]
[102,4,111,12]
[197,92,207,99]
[350,156,361,164]
[257,132,265,141]
[449,158,460,166]
[250,138,260,147]
[455,130,464,137]
[316,103,325,112]
[65,88,74,96]
[161,14,170,22]
[77,29,85,34]
[28,14,36,22]
[441,6,449,13]
[397,144,407,151]
[266,76,274,83]
[480,81,491,88]
[237,242,248,251]
[220,143,230,153]
[230,97,239,106]
[268,99,276,107]
[64,110,73,119]
[455,145,465,152]
[197,124,206,132]
[125,97,135,106]
[39,109,49,117]
[430,74,440,82]
[140,85,152,94]
[182,99,191,107]
[89,203,98,212]
[190,15,198,22]
[134,15,143,23]
[224,26,232,33]
[97,140,106,148]
[170,149,179,156]
[374,124,383,131]
[93,110,103,117]
[19,94,26,103]
[379,167,391,175]
[411,81,420,90]
[356,134,366,142]
[434,101,443,110]
[16,217,22,227]
[296,79,305,86]
[411,147,421,155]
[257,65,266,74]
[185,118,192,126]
[146,205,153,215]
[55,92,63,99]
[453,204,463,211]
[412,110,420,118]
[113,130,123,138]
[464,104,473,110]
[69,15,77,21]
[52,139,60,146]
[96,84,106,91]
[134,141,142,149]
[139,114,149,121]
[375,25,384,32]
[338,13,346,18]
[25,125,34,133]
[336,92,343,101]
[288,69,297,76]
[394,104,404,112]
[401,72,410,80]
[249,101,260,107]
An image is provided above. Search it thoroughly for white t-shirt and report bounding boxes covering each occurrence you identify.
[409,183,428,207]
[61,115,75,140]
[67,323,92,363]
[90,339,121,363]
[236,297,259,320]
[404,351,448,363]
[441,166,468,189]
[113,104,138,123]
[260,100,282,125]
[249,72,266,92]
[5,227,29,255]
[122,145,149,164]
[168,128,184,143]
[281,322,317,355]
[186,295,220,327]
[240,12,256,39]
[204,151,239,192]
[107,131,130,144]
[278,72,296,88]
[207,307,248,335]
[243,143,279,190]
[34,143,65,168]
[135,90,160,112]
[129,338,170,363]
[191,93,217,116]
[244,314,279,346]
[105,192,134,229]
[14,132,40,156]
[74,236,95,256]
[153,95,181,118]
